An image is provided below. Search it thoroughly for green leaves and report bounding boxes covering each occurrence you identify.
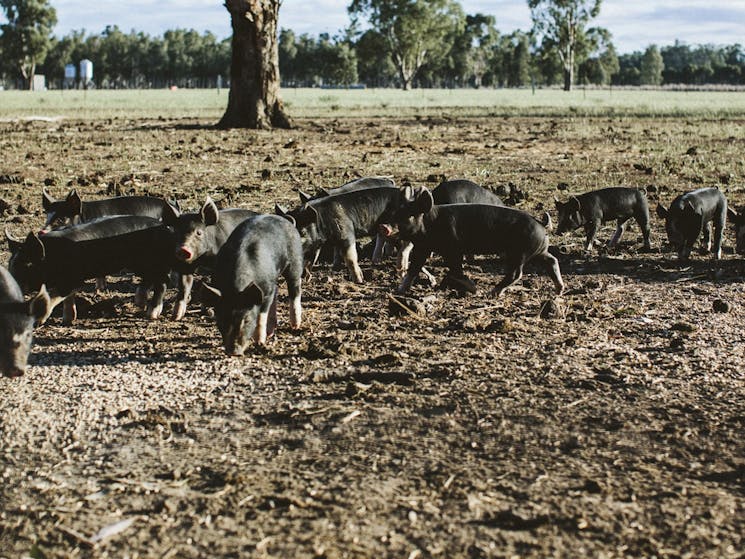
[0,0,57,86]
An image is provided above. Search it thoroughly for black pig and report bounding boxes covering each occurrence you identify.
[164,197,256,320]
[656,188,727,260]
[380,187,564,296]
[0,266,50,377]
[555,187,652,252]
[201,215,303,355]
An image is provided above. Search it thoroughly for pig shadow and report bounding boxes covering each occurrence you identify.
[28,347,202,367]
[554,253,745,285]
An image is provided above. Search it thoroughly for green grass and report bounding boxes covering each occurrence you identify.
[2,87,745,120]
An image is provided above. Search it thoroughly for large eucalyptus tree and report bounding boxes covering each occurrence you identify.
[528,0,602,91]
[0,0,57,89]
[218,0,291,129]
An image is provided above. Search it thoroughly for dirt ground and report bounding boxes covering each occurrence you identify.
[0,113,743,558]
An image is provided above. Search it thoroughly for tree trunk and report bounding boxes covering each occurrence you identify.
[218,0,292,129]
[563,67,572,91]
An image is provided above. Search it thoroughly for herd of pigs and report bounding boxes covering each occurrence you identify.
[0,175,742,378]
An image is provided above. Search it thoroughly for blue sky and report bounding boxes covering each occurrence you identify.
[27,1,745,54]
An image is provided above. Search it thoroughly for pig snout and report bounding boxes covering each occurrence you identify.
[175,246,193,261]
[379,224,396,238]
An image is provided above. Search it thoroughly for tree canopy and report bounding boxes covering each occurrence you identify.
[348,0,465,90]
[528,0,602,90]
[0,0,57,88]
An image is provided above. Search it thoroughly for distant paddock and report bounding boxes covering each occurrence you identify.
[2,87,745,120]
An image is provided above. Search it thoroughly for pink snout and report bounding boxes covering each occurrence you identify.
[176,246,193,261]
[379,224,395,238]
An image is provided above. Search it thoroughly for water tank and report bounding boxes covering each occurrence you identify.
[64,64,76,79]
[79,59,93,81]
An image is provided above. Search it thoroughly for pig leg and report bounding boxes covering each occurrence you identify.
[635,207,652,250]
[41,293,68,325]
[284,269,302,329]
[266,286,278,339]
[700,222,712,255]
[62,294,77,325]
[95,277,107,293]
[398,241,413,274]
[420,266,437,287]
[146,279,167,320]
[342,242,364,283]
[396,247,429,294]
[371,234,385,264]
[678,241,693,260]
[444,252,465,279]
[608,219,627,247]
[538,252,565,295]
[253,294,275,346]
[171,273,193,321]
[713,212,725,260]
[134,284,148,308]
[332,247,343,271]
[490,257,525,297]
[583,219,601,252]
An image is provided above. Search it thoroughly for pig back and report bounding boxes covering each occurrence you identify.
[429,204,548,258]
[215,215,302,295]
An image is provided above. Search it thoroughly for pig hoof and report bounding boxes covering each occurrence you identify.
[171,302,187,321]
[147,305,163,320]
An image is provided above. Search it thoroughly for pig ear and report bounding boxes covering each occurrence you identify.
[656,203,668,219]
[318,187,331,197]
[401,186,414,201]
[237,282,264,308]
[298,190,312,204]
[413,188,434,214]
[274,204,296,226]
[5,229,23,253]
[163,201,181,226]
[66,190,83,215]
[295,205,319,228]
[540,211,552,230]
[28,284,51,322]
[42,188,55,211]
[23,232,45,261]
[200,283,222,308]
[201,197,219,226]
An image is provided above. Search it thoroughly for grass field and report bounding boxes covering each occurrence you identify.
[3,87,745,120]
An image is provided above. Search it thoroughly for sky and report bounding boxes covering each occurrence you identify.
[21,1,745,54]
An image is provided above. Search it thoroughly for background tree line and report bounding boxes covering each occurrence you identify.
[0,24,231,88]
[1,0,744,90]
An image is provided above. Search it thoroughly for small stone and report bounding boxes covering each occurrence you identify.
[712,299,730,313]
[670,337,685,349]
[671,321,696,333]
[539,299,559,319]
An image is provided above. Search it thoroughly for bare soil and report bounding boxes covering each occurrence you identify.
[0,114,743,558]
